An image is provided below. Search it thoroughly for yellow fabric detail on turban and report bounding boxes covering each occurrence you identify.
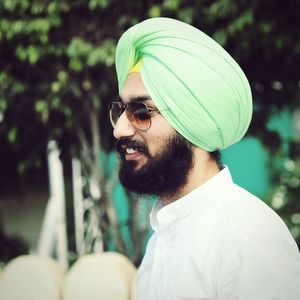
[115,17,253,151]
[129,59,142,73]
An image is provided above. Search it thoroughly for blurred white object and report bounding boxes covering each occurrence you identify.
[37,140,68,271]
[101,252,136,292]
[0,255,64,300]
[72,157,85,255]
[130,270,137,300]
[63,252,136,300]
[72,157,104,255]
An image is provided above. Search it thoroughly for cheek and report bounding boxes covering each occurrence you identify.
[147,135,166,156]
[141,116,176,155]
[145,126,176,156]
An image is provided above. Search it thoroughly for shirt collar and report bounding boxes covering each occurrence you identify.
[150,166,233,231]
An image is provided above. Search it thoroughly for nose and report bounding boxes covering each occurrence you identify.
[113,111,136,139]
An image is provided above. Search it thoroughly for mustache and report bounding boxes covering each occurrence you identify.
[116,138,150,156]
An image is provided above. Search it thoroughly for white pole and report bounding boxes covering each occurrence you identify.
[72,157,85,255]
[37,196,58,257]
[47,140,68,271]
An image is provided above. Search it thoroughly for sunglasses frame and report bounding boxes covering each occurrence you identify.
[109,101,163,131]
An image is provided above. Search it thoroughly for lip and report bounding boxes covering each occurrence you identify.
[125,151,143,161]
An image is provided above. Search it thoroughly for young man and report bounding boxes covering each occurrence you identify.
[109,18,300,299]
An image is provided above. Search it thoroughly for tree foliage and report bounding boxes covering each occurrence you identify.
[1,0,300,175]
[1,0,300,256]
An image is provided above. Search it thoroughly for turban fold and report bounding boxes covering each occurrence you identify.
[115,17,252,151]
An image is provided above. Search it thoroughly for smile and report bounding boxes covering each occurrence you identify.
[126,147,137,154]
[117,138,150,163]
[125,147,143,161]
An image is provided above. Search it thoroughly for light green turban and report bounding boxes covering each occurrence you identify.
[115,17,252,151]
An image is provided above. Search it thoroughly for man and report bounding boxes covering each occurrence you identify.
[109,18,300,299]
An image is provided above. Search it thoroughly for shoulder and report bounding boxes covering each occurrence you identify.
[228,184,293,240]
[187,181,297,255]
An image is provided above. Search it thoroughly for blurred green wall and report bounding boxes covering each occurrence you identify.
[223,109,294,199]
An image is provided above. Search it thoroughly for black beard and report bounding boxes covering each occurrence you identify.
[116,133,194,199]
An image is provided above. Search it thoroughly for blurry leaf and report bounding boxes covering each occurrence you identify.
[163,0,181,11]
[0,19,10,32]
[260,21,272,34]
[47,44,65,56]
[117,15,135,27]
[27,45,40,64]
[0,72,8,86]
[70,83,82,98]
[13,82,26,94]
[105,55,114,66]
[82,80,92,91]
[69,58,83,72]
[41,110,49,123]
[3,0,16,11]
[17,162,26,175]
[63,107,72,118]
[87,40,116,67]
[275,37,284,49]
[178,8,194,24]
[31,2,45,14]
[149,5,161,18]
[212,30,227,46]
[92,95,101,110]
[51,81,61,93]
[0,98,7,111]
[16,45,40,64]
[67,37,93,58]
[57,71,68,83]
[208,0,237,18]
[25,18,51,34]
[8,127,17,144]
[47,15,61,27]
[60,2,71,13]
[15,46,27,61]
[89,0,108,10]
[228,10,253,33]
[35,100,47,113]
[47,2,58,14]
[51,97,60,108]
[40,33,48,44]
[12,20,24,34]
[87,48,102,66]
[35,99,50,123]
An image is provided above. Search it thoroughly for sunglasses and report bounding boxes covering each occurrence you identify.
[109,101,165,131]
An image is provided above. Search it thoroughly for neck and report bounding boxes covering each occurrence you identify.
[161,148,220,205]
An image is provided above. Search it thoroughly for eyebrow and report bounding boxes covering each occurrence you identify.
[117,95,152,103]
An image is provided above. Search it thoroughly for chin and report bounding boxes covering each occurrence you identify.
[118,133,194,197]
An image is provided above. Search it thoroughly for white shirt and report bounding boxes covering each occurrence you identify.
[137,167,300,300]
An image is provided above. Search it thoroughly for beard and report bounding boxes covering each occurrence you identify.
[116,133,194,199]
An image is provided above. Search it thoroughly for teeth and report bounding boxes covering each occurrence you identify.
[126,148,137,154]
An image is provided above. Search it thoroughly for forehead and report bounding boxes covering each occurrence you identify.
[120,73,153,104]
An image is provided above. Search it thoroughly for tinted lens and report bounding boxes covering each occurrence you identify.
[109,103,123,128]
[127,102,151,130]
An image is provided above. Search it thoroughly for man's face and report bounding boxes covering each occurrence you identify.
[113,73,194,198]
